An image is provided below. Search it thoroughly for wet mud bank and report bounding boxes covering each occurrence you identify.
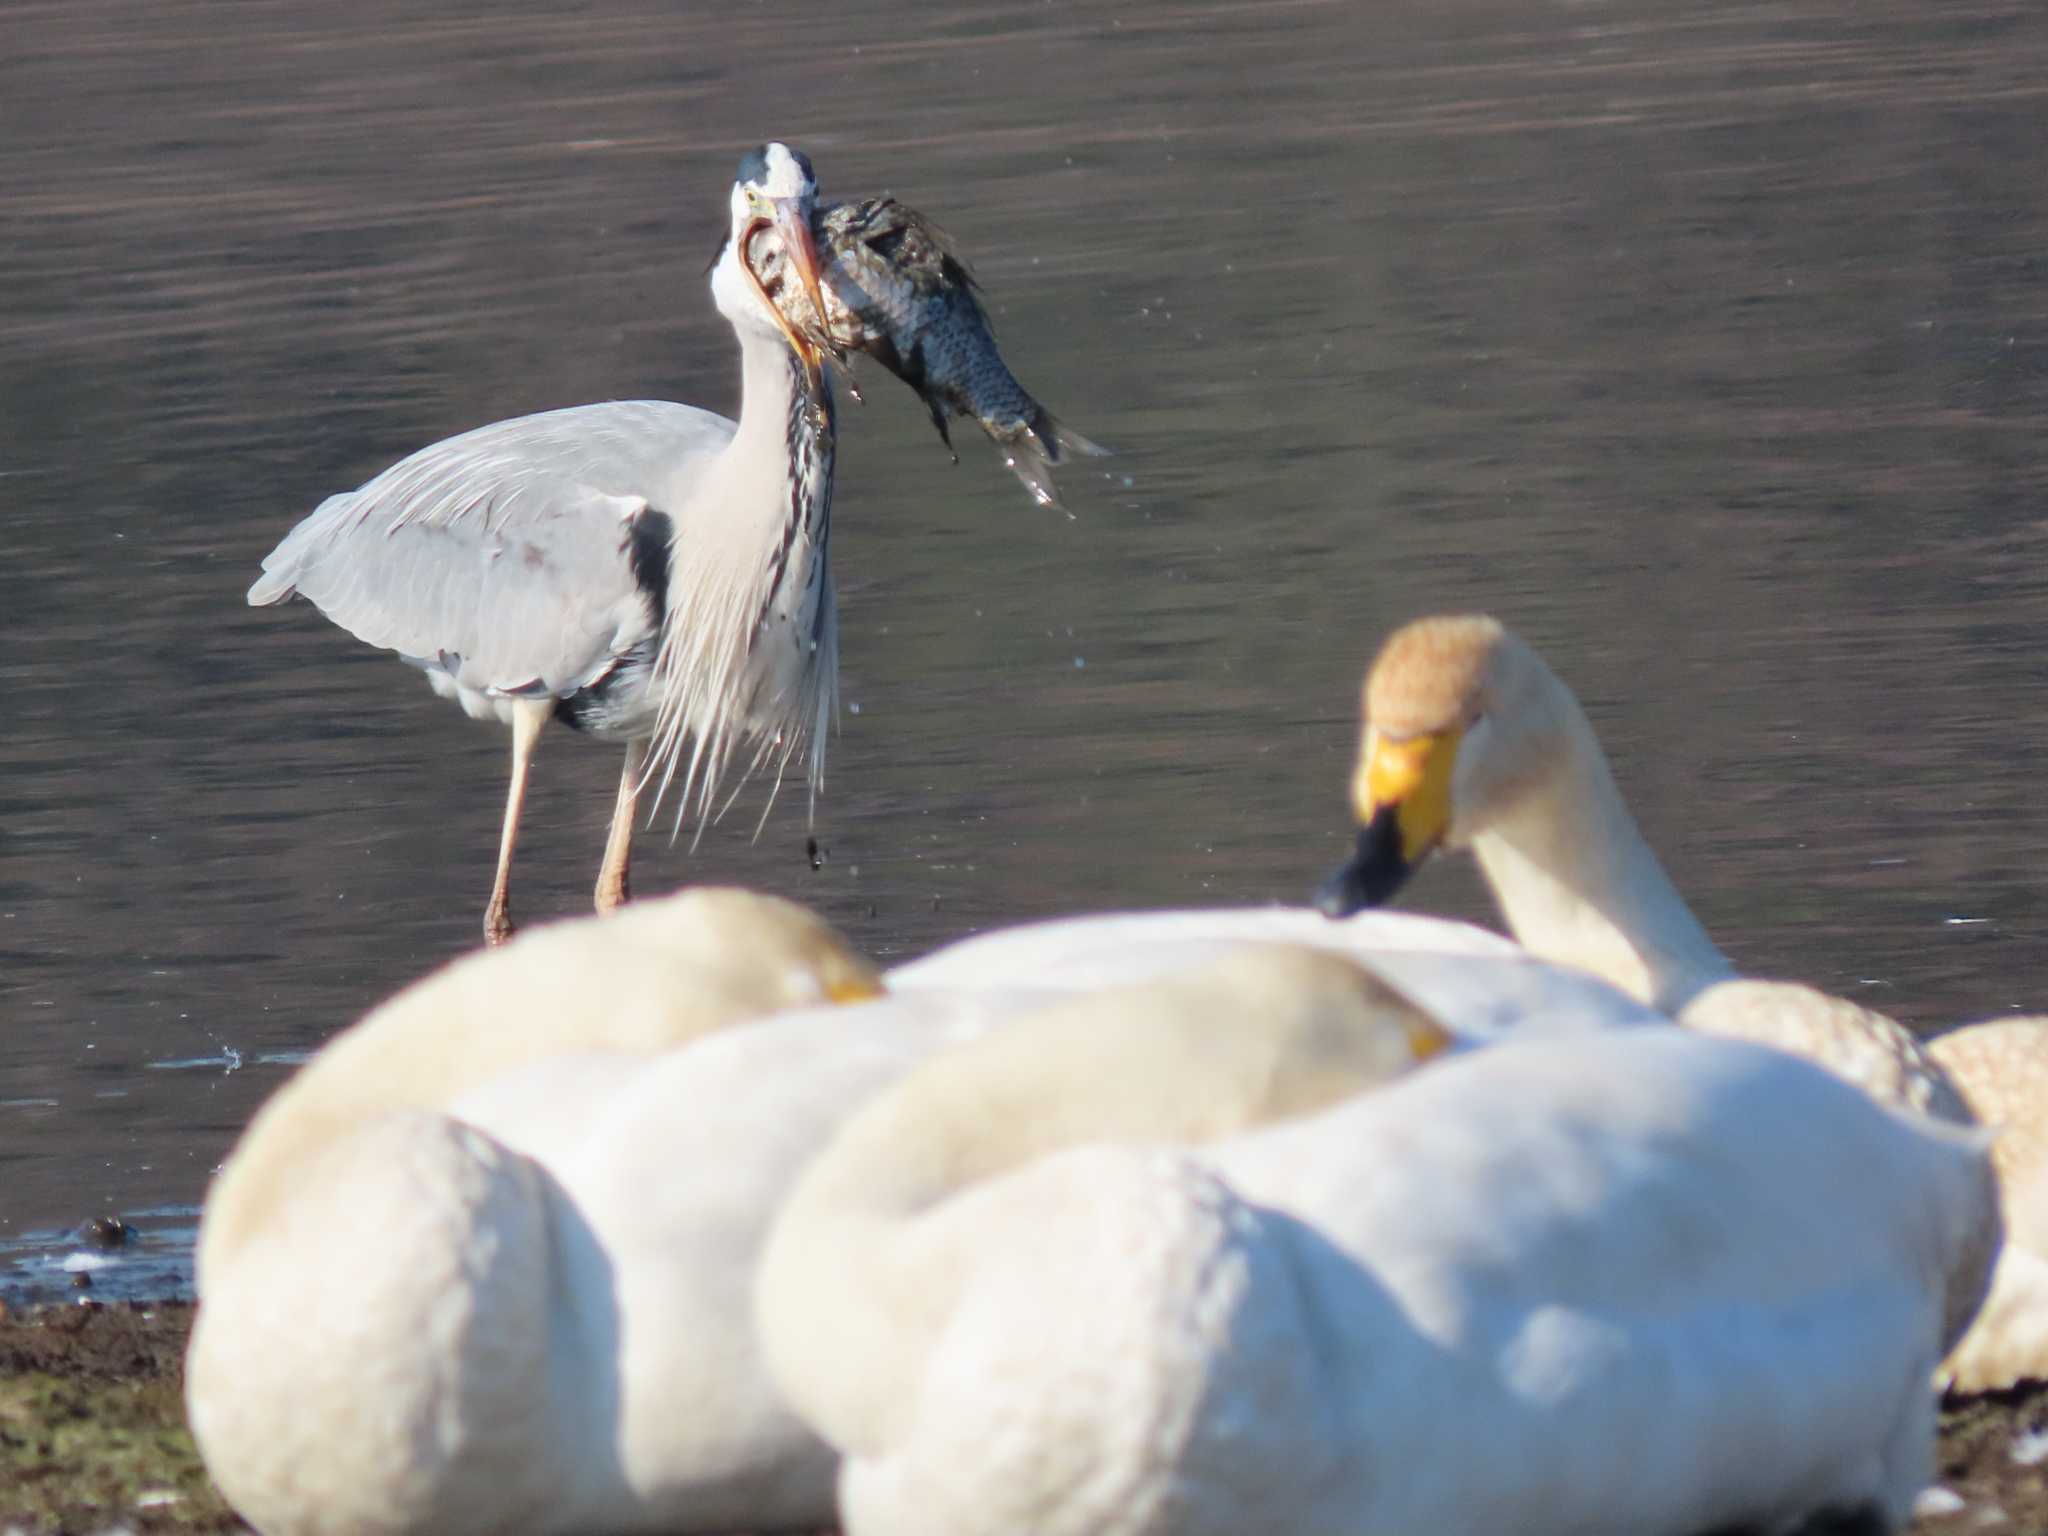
[0,1303,2044,1535]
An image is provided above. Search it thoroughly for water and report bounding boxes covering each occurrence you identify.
[5,0,2047,1303]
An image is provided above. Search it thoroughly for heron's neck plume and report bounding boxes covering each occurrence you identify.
[644,328,837,831]
[1469,685,1733,1013]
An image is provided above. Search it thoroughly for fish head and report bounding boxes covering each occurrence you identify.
[709,141,831,385]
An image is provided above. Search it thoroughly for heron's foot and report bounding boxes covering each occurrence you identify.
[595,870,631,915]
[484,900,516,947]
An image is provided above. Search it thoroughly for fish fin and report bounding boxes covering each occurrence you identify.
[1025,406,1110,467]
[997,410,1109,514]
[862,195,983,296]
[1044,415,1110,463]
[926,400,960,464]
[1002,446,1065,512]
[896,196,978,285]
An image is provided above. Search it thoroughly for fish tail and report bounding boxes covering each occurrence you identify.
[1034,409,1110,465]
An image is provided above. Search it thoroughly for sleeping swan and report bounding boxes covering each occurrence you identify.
[758,986,1994,1536]
[187,906,1449,1533]
[188,888,884,1535]
[1928,1016,2048,1392]
[887,903,1664,1040]
[193,886,882,1291]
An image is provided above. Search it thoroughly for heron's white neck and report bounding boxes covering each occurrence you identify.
[754,957,1426,1459]
[726,328,834,510]
[647,328,836,819]
[1468,688,1733,1014]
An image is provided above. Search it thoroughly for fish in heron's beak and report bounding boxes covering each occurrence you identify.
[780,194,1108,511]
[746,196,832,388]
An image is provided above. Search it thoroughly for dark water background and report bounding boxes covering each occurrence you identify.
[5,0,2048,1300]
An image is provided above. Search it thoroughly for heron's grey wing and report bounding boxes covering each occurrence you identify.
[250,401,736,699]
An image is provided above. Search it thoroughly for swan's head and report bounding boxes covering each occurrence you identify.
[196,886,883,1283]
[1318,614,1572,916]
[1035,946,1459,1125]
[647,885,885,1007]
[708,141,830,380]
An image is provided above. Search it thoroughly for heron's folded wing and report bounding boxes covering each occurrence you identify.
[250,401,737,699]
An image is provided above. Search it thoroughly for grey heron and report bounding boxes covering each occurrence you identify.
[250,142,841,946]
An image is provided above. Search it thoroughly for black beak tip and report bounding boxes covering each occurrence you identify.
[1315,814,1417,919]
[1315,866,1367,920]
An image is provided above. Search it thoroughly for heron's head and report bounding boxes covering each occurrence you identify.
[1317,615,1573,916]
[710,141,830,381]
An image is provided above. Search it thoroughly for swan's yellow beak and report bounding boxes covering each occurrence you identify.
[1401,1013,1455,1063]
[1354,727,1461,858]
[1317,727,1462,917]
[826,973,887,1004]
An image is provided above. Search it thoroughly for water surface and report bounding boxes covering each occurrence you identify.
[5,0,2048,1300]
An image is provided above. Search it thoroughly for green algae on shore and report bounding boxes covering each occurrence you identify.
[0,1303,242,1534]
[2,1300,2047,1535]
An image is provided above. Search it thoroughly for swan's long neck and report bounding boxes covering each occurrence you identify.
[756,958,1426,1458]
[648,328,835,820]
[1471,685,1733,1013]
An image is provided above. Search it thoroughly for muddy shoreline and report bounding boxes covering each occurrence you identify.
[0,1303,2041,1534]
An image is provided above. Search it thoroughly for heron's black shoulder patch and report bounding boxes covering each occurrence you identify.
[625,506,674,626]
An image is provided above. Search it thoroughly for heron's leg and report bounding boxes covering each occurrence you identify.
[484,699,550,947]
[595,738,647,916]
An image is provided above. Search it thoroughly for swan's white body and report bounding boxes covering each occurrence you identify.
[760,1024,1993,1536]
[1930,1017,2048,1392]
[890,906,1665,1038]
[187,890,896,1536]
[452,997,1002,1529]
[1321,615,2005,1360]
[190,888,880,1294]
[188,898,1484,1534]
[431,948,1441,1528]
[191,1000,976,1534]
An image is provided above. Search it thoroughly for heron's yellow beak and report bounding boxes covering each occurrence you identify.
[744,195,831,388]
[1316,726,1462,917]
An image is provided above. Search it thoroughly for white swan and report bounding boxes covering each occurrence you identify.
[890,905,1665,1040]
[758,991,1993,1536]
[1316,613,1971,1121]
[188,888,884,1535]
[188,904,1449,1533]
[193,886,882,1292]
[1929,1017,2048,1392]
[1312,615,2013,1365]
